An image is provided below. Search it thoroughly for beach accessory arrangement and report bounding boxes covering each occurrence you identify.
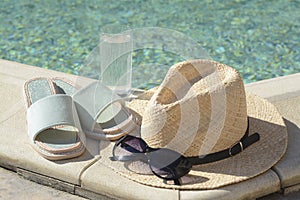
[101,59,288,189]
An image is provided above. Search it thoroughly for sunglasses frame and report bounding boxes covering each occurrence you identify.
[112,135,192,185]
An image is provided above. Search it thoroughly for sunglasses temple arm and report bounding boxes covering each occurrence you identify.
[174,179,181,185]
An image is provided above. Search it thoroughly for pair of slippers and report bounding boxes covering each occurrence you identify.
[24,77,137,160]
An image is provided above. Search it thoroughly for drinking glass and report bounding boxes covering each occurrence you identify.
[100,25,133,97]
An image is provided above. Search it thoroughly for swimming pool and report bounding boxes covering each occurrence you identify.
[0,0,299,88]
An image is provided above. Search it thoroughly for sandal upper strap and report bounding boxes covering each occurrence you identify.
[27,94,83,143]
[72,81,124,133]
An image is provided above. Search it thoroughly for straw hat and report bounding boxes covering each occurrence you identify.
[100,59,288,189]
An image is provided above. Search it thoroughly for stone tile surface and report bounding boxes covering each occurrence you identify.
[0,167,86,200]
[245,72,300,102]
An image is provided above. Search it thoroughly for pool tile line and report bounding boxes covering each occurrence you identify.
[17,168,76,194]
[12,166,117,200]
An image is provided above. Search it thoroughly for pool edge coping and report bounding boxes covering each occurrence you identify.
[0,59,300,200]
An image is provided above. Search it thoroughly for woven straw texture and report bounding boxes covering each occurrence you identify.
[100,60,288,190]
[140,60,248,156]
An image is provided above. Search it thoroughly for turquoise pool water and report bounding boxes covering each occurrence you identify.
[0,0,299,88]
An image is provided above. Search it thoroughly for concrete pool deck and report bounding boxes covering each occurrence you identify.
[0,59,299,200]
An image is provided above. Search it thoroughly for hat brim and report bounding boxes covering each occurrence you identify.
[99,90,287,190]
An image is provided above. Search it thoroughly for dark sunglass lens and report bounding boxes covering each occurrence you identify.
[148,148,192,180]
[113,136,148,161]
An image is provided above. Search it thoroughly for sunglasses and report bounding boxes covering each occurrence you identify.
[112,126,260,185]
[112,135,192,185]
